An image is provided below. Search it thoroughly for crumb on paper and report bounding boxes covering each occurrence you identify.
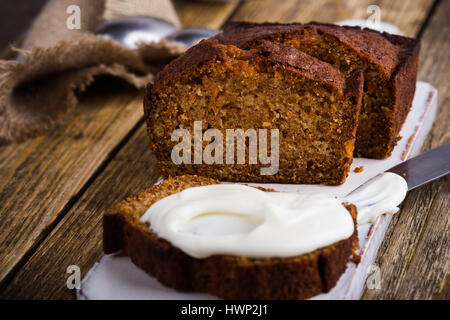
[354,166,364,173]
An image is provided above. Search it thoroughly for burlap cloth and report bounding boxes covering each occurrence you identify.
[0,0,187,144]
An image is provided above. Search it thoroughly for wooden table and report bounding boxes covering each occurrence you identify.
[0,0,448,300]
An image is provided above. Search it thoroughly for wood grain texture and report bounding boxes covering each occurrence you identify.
[0,82,141,289]
[362,0,449,300]
[174,0,241,29]
[0,0,241,298]
[230,0,433,36]
[1,126,157,299]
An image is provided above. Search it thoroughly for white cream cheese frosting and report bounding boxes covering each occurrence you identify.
[140,184,354,259]
[345,172,408,225]
[140,172,407,259]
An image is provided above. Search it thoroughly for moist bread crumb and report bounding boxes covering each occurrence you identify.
[215,21,420,159]
[144,39,363,185]
[103,175,359,300]
[354,166,364,173]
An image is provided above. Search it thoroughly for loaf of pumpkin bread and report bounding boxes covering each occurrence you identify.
[215,21,420,159]
[144,39,363,184]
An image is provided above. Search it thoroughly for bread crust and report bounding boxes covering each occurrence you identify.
[214,21,420,158]
[144,40,363,185]
[103,175,359,300]
[151,39,348,96]
[216,21,401,78]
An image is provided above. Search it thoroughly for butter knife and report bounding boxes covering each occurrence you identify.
[346,142,450,224]
[386,142,450,190]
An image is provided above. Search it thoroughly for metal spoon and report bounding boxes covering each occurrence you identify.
[95,16,219,49]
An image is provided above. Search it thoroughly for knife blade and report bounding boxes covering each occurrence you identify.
[387,142,450,191]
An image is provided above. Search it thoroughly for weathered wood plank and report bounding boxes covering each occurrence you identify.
[362,0,449,299]
[0,2,239,292]
[0,82,141,289]
[174,0,241,29]
[399,179,449,300]
[1,126,157,299]
[230,0,433,37]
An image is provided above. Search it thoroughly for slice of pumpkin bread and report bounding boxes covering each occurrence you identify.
[144,39,363,185]
[104,175,359,300]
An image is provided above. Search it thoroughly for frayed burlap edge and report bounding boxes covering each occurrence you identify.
[0,35,186,144]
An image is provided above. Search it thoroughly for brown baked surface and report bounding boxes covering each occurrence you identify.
[215,21,420,158]
[103,175,359,300]
[145,39,363,185]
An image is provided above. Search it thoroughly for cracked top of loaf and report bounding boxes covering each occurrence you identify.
[214,21,419,80]
[150,37,358,98]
